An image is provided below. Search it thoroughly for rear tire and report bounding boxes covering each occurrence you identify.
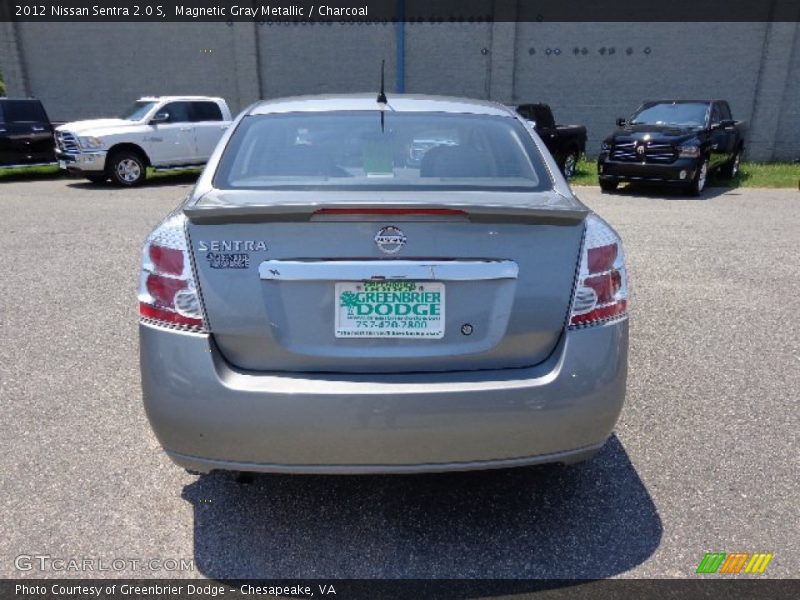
[234,471,255,484]
[686,158,709,196]
[560,150,579,179]
[108,150,147,187]
[720,148,741,179]
[599,180,618,193]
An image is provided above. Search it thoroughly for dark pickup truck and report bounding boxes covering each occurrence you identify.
[515,103,587,178]
[597,99,746,196]
[0,98,57,168]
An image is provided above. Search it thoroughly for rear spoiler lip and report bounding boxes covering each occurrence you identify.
[183,190,589,226]
[183,203,587,225]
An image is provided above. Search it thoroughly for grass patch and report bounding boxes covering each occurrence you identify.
[0,164,62,181]
[725,162,800,188]
[570,158,601,187]
[146,167,202,184]
[571,157,800,189]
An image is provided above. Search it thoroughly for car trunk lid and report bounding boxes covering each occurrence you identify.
[184,189,587,373]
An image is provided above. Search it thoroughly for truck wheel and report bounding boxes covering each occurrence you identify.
[720,149,741,179]
[561,150,579,179]
[599,180,618,193]
[108,150,146,187]
[686,158,709,196]
[85,173,107,184]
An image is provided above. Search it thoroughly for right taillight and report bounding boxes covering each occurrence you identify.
[138,213,206,332]
[569,214,628,328]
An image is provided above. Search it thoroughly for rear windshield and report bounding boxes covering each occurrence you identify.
[214,111,551,191]
[0,100,48,123]
[630,102,709,127]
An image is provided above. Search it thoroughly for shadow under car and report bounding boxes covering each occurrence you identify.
[180,435,661,582]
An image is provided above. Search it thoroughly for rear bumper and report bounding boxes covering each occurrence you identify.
[140,319,628,474]
[598,155,699,184]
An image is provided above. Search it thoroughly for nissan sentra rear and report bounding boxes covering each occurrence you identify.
[138,94,629,475]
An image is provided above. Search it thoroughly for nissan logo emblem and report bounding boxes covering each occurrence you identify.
[374,226,407,254]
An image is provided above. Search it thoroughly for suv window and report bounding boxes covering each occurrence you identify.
[516,105,554,129]
[530,106,555,129]
[120,101,157,121]
[718,102,732,121]
[0,100,48,124]
[191,102,223,122]
[710,104,722,125]
[159,102,192,123]
[630,102,709,127]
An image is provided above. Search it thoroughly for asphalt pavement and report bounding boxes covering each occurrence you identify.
[0,177,797,580]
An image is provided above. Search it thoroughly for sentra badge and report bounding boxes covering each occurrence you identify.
[197,240,268,252]
[198,240,267,269]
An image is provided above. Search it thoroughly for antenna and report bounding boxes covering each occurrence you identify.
[377,60,387,104]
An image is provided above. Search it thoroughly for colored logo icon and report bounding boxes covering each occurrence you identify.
[696,552,773,574]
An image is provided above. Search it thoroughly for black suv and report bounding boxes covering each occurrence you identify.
[0,98,56,168]
[597,100,746,196]
[515,103,587,178]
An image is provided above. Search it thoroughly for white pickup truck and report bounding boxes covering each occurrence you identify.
[55,96,232,186]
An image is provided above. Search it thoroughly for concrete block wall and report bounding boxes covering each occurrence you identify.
[8,22,248,119]
[0,20,29,97]
[256,22,396,99]
[772,22,800,161]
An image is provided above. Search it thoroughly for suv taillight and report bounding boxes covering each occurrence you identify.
[138,213,206,332]
[569,214,628,327]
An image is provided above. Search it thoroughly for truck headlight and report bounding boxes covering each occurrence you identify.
[78,136,104,149]
[678,144,701,158]
[601,141,611,151]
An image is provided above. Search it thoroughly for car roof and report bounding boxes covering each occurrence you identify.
[137,96,224,102]
[641,99,723,104]
[248,94,515,117]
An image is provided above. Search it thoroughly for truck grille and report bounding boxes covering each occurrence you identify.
[611,141,677,164]
[56,131,79,153]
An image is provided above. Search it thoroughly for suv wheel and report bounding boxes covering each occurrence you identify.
[561,150,579,179]
[599,179,618,193]
[108,151,146,187]
[720,149,741,179]
[85,173,107,184]
[687,158,709,196]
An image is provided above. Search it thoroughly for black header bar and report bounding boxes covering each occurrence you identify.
[2,0,800,23]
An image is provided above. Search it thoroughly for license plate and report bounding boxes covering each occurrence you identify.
[58,160,66,169]
[335,281,445,338]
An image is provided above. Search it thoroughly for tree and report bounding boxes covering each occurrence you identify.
[340,291,361,316]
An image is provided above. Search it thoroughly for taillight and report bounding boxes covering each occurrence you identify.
[138,213,206,332]
[569,214,628,328]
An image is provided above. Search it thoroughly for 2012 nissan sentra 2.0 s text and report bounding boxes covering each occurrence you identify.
[138,94,629,475]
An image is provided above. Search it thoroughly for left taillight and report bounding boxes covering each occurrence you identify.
[568,214,628,328]
[138,213,206,332]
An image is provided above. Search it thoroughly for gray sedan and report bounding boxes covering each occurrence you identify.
[138,94,629,475]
